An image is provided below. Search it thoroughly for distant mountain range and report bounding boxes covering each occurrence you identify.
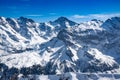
[0,16,120,80]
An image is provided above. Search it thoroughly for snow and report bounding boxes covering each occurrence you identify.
[45,22,54,30]
[9,18,20,29]
[98,77,113,80]
[69,47,79,61]
[37,75,50,80]
[68,72,78,80]
[101,17,120,33]
[0,17,6,23]
[78,20,103,31]
[87,48,116,65]
[0,52,42,69]
[18,73,120,80]
[1,16,120,79]
[65,21,71,28]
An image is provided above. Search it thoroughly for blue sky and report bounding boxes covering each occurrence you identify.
[0,0,120,22]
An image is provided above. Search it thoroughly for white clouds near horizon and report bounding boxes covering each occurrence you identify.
[72,13,120,20]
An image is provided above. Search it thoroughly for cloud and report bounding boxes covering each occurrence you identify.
[72,15,86,18]
[89,13,120,19]
[49,13,56,15]
[26,15,43,17]
[72,13,120,20]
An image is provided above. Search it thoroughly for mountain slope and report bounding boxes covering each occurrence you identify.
[39,16,78,39]
[101,17,120,34]
[0,16,49,55]
[0,16,120,79]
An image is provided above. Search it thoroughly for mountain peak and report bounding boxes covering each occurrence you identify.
[0,16,6,22]
[54,16,69,22]
[18,16,35,23]
[91,19,99,22]
[111,16,120,20]
[91,19,103,23]
[101,16,120,31]
[0,16,7,25]
[53,16,77,28]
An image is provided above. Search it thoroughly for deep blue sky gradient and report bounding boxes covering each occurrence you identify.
[0,0,120,22]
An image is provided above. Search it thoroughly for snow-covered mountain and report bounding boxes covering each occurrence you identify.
[77,19,103,31]
[39,16,78,39]
[0,16,77,55]
[101,17,120,35]
[0,16,120,79]
[0,16,46,55]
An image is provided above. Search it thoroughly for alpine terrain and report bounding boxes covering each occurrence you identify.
[0,16,120,80]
